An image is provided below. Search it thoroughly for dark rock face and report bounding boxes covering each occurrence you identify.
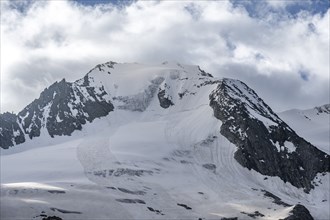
[198,66,213,78]
[43,78,113,138]
[0,112,25,149]
[202,163,216,171]
[117,187,146,195]
[147,207,164,215]
[42,216,63,220]
[115,198,146,204]
[158,89,174,108]
[261,190,291,207]
[241,211,265,218]
[281,204,314,220]
[177,203,192,210]
[1,76,114,149]
[209,78,330,192]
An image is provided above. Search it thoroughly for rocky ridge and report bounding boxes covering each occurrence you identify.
[0,65,115,149]
[209,78,329,192]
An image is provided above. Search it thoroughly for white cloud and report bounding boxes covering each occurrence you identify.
[1,0,329,113]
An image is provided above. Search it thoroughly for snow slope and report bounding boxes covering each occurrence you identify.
[1,62,329,220]
[279,104,330,154]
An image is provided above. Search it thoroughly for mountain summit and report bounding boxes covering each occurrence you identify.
[1,62,329,219]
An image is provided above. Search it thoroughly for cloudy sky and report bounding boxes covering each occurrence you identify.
[1,0,329,113]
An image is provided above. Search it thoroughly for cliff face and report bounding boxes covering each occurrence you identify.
[209,78,329,192]
[0,112,25,148]
[1,77,113,149]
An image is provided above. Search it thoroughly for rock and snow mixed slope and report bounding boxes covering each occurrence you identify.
[0,62,329,220]
[210,80,329,192]
[279,104,330,155]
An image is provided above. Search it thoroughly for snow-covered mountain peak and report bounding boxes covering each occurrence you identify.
[1,62,215,149]
[81,61,212,98]
[217,78,282,125]
[86,60,117,74]
[1,62,329,220]
[210,79,329,192]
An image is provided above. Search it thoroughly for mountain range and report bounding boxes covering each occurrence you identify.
[1,61,329,220]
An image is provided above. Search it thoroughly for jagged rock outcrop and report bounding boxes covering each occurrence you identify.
[281,204,314,220]
[209,78,330,192]
[1,76,114,149]
[158,88,174,109]
[0,112,25,148]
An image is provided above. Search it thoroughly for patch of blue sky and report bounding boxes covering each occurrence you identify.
[286,0,329,16]
[230,0,329,18]
[299,69,310,81]
[5,0,36,13]
[72,0,136,8]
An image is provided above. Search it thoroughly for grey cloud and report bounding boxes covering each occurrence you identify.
[25,29,67,48]
[10,58,90,85]
[298,69,310,81]
[184,3,203,20]
[3,57,100,113]
[1,1,328,113]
